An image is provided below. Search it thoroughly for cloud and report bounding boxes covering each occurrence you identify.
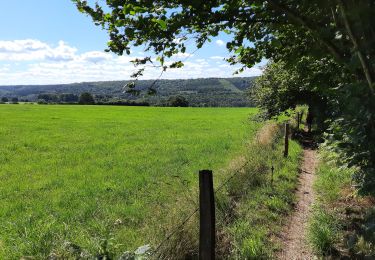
[80,51,112,63]
[215,39,225,46]
[0,39,49,53]
[172,52,193,58]
[0,39,77,61]
[210,56,225,60]
[0,39,263,85]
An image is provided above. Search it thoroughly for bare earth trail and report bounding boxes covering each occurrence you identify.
[278,133,318,259]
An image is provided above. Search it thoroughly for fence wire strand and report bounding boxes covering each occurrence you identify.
[151,159,251,256]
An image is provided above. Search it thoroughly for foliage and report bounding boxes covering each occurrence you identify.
[38,93,79,103]
[78,92,95,105]
[0,77,255,107]
[1,97,8,102]
[73,0,375,90]
[252,59,375,194]
[0,104,259,259]
[308,147,374,257]
[250,59,341,131]
[168,95,189,107]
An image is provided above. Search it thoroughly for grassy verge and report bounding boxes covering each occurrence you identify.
[222,123,302,258]
[308,147,375,258]
[155,122,303,258]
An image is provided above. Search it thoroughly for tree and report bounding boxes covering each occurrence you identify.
[11,97,18,104]
[60,93,79,103]
[250,58,341,131]
[74,0,374,91]
[1,97,8,102]
[79,92,95,105]
[74,1,375,194]
[38,93,59,103]
[168,95,189,107]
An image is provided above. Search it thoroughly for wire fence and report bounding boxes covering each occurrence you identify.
[151,159,252,257]
[147,122,292,258]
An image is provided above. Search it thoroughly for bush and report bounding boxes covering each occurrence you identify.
[79,92,95,105]
[168,96,189,107]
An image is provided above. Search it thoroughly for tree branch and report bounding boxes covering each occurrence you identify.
[337,0,374,94]
[266,0,347,66]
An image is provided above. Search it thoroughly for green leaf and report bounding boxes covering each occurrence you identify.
[153,19,167,30]
[235,47,243,54]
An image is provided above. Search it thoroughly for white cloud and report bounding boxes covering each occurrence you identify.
[210,56,225,60]
[0,39,77,62]
[80,51,112,63]
[0,39,48,53]
[215,39,225,46]
[0,39,263,85]
[172,52,193,58]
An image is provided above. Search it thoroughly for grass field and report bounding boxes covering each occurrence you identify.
[0,104,260,258]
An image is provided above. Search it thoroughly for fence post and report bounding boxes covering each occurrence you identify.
[284,123,289,157]
[296,112,300,130]
[198,170,215,260]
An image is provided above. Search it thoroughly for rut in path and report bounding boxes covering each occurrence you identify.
[278,134,317,260]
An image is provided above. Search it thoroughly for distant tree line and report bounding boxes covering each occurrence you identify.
[35,92,151,106]
[2,90,252,108]
[0,97,20,104]
[0,77,255,107]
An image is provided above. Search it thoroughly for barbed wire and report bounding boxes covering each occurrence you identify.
[151,159,252,256]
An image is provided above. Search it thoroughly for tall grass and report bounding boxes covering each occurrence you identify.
[154,123,303,258]
[222,123,302,258]
[307,147,353,255]
[308,144,375,258]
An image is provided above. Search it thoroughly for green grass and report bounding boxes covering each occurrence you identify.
[308,206,340,255]
[149,122,303,259]
[213,123,303,258]
[308,148,352,255]
[218,79,243,93]
[0,104,260,259]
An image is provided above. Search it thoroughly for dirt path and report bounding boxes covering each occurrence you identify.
[278,135,318,259]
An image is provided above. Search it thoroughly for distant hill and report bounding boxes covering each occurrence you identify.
[0,77,256,107]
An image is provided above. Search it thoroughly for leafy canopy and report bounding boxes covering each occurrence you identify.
[74,0,375,93]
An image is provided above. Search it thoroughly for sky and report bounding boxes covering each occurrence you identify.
[0,1,264,85]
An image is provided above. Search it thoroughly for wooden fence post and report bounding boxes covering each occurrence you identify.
[198,170,215,260]
[296,112,300,130]
[284,123,289,157]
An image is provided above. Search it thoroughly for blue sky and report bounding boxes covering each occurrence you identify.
[0,1,263,85]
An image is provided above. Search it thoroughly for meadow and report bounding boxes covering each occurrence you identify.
[0,104,260,258]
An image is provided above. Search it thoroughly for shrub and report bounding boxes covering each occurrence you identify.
[168,96,189,107]
[79,92,95,105]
